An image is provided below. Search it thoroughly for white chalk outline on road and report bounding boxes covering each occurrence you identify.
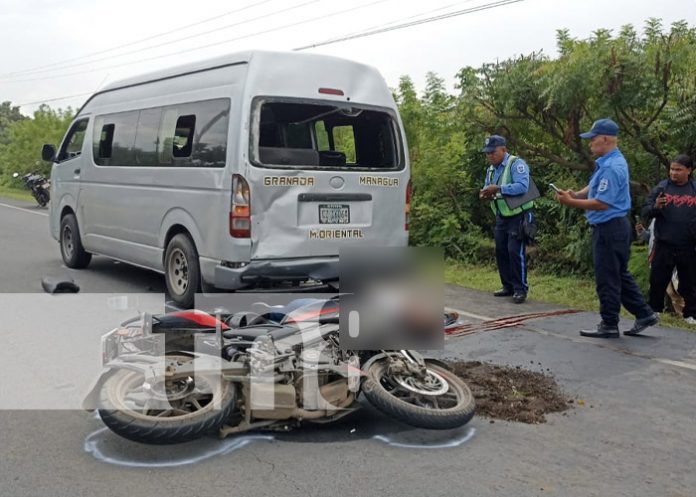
[447,306,696,373]
[0,201,49,217]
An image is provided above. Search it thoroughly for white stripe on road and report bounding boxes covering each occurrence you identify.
[0,201,49,217]
[445,307,493,322]
[445,306,696,373]
[655,358,696,371]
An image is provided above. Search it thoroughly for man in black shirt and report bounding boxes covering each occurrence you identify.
[641,155,696,325]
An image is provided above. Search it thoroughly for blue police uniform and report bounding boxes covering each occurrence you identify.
[587,148,653,327]
[484,153,532,296]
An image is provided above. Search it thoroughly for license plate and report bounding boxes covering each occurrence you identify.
[319,204,350,224]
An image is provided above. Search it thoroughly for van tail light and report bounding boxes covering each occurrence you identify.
[405,179,412,231]
[230,174,251,238]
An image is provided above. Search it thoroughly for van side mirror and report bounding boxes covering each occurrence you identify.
[42,144,56,162]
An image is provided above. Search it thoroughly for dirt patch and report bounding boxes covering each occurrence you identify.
[445,360,573,424]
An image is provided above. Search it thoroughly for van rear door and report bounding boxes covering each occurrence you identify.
[245,98,408,260]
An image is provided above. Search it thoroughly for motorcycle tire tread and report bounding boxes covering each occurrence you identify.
[362,361,476,431]
[97,369,237,445]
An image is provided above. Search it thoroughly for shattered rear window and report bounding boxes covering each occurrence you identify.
[251,99,403,170]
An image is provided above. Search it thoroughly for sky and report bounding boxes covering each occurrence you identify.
[1,0,695,115]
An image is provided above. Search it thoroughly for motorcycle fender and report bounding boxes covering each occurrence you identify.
[83,355,246,410]
[420,358,453,372]
[361,351,427,373]
[82,369,116,411]
[360,353,390,373]
[82,358,165,411]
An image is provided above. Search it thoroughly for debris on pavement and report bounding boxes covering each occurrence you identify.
[445,360,573,424]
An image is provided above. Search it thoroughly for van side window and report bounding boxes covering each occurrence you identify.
[93,111,138,165]
[98,124,114,160]
[94,98,229,167]
[314,121,330,150]
[57,118,89,162]
[286,123,313,149]
[134,108,162,165]
[329,125,356,163]
[161,99,229,167]
[173,115,195,158]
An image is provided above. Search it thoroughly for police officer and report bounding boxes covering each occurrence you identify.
[555,118,658,337]
[479,135,534,304]
[641,155,696,324]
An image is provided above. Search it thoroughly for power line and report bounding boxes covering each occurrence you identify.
[0,0,276,79]
[294,0,525,50]
[318,0,479,43]
[17,0,521,108]
[6,0,387,85]
[1,0,319,82]
[18,92,94,107]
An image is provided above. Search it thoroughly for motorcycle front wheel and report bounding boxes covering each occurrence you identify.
[36,190,49,207]
[98,355,236,444]
[362,359,475,430]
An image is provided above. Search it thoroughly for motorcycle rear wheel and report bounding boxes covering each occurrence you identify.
[98,355,236,444]
[362,359,475,430]
[36,190,49,207]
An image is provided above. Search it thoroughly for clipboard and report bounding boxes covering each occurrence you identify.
[503,176,540,210]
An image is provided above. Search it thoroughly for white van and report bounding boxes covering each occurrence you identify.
[44,50,410,308]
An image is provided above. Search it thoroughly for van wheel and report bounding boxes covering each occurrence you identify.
[60,213,92,269]
[165,234,200,309]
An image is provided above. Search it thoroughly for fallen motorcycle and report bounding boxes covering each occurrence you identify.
[13,171,50,207]
[85,298,475,444]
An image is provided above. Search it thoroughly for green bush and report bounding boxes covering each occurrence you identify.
[628,244,650,296]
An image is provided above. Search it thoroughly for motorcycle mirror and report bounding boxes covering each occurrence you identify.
[12,172,19,178]
[41,144,56,162]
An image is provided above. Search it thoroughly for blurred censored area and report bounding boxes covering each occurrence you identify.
[339,247,443,351]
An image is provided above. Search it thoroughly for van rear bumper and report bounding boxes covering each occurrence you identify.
[214,257,339,290]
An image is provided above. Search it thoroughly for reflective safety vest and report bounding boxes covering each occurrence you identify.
[487,155,534,217]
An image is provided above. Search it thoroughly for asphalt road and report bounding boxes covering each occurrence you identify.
[1,196,695,497]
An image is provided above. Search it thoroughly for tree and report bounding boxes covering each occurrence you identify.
[397,18,696,275]
[0,105,74,183]
[0,101,26,145]
[455,19,696,186]
[394,74,493,261]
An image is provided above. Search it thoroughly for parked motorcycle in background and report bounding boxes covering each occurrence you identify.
[13,171,51,207]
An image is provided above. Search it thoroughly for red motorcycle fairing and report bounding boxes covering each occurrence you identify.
[154,310,231,331]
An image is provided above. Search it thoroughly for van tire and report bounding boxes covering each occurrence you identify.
[164,234,200,309]
[60,213,92,269]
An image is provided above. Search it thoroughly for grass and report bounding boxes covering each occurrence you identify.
[445,260,696,332]
[0,185,33,202]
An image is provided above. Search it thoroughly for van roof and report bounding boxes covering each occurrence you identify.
[99,50,255,93]
[83,50,395,115]
[98,50,377,93]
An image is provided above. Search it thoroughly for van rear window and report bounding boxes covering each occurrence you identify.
[252,100,402,170]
